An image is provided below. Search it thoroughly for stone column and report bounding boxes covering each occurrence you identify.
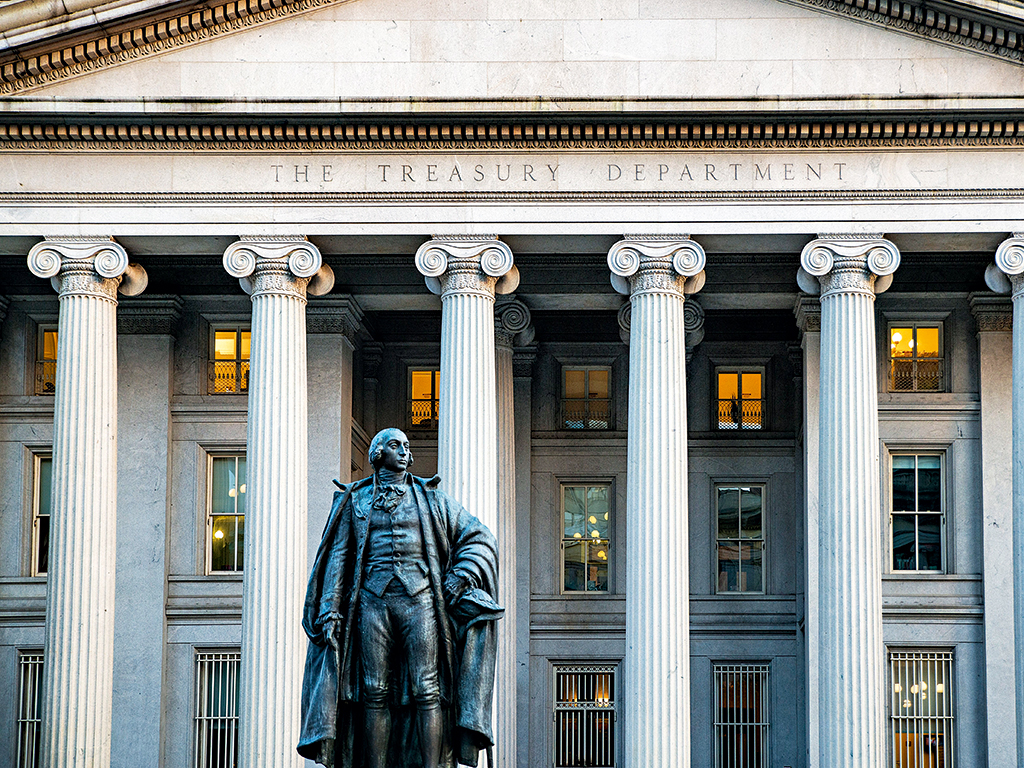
[607,236,706,768]
[493,296,532,768]
[26,236,147,768]
[414,235,517,753]
[988,234,1024,761]
[222,236,334,768]
[794,296,821,768]
[798,235,900,768]
[970,294,1018,768]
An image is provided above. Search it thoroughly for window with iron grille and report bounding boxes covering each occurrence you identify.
[194,650,241,768]
[716,486,765,594]
[209,327,250,394]
[32,454,52,577]
[716,368,764,430]
[16,650,43,768]
[713,663,769,768]
[553,664,616,768]
[889,325,943,392]
[890,454,944,573]
[409,369,440,429]
[889,650,954,768]
[34,326,57,395]
[561,484,610,593]
[561,368,611,430]
[208,455,246,573]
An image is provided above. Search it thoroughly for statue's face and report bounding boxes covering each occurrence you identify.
[378,430,411,472]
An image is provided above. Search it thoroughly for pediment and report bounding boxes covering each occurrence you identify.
[2,0,1023,101]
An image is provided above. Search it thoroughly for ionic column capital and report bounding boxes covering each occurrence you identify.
[798,235,900,298]
[223,236,334,300]
[607,235,706,298]
[27,236,148,302]
[415,236,517,300]
[988,233,1024,299]
[494,296,533,348]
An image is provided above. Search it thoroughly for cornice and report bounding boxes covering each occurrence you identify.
[3,114,1024,151]
[0,0,342,95]
[780,0,1024,65]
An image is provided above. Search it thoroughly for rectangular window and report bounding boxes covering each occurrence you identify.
[194,650,240,768]
[561,484,610,593]
[553,664,616,768]
[889,325,943,392]
[32,454,52,577]
[561,367,611,429]
[208,456,246,573]
[34,326,57,395]
[716,486,765,593]
[409,369,440,429]
[713,663,770,768]
[889,650,954,768]
[16,650,43,768]
[891,454,944,573]
[209,327,250,394]
[716,368,764,430]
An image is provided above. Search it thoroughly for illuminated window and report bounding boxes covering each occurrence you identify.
[714,663,770,768]
[890,454,944,573]
[889,650,954,768]
[889,325,943,392]
[561,368,611,429]
[561,484,610,593]
[716,485,765,594]
[209,328,250,394]
[553,664,616,768]
[32,454,52,576]
[409,369,440,429]
[716,369,763,430]
[16,650,43,768]
[194,649,240,768]
[208,456,246,573]
[34,326,57,395]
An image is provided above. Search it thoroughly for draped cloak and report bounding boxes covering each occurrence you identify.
[298,474,503,768]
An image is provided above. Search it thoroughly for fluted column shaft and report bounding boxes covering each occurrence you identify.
[26,238,146,768]
[223,237,333,768]
[991,234,1024,760]
[800,237,900,768]
[608,237,706,768]
[415,236,516,755]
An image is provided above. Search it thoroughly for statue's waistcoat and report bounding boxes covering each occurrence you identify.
[362,486,429,598]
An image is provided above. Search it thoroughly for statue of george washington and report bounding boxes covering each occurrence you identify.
[298,427,503,768]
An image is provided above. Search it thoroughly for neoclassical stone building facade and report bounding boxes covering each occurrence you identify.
[1,0,1024,767]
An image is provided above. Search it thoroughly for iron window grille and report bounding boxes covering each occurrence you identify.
[889,650,954,768]
[553,664,616,768]
[408,369,440,429]
[890,454,944,573]
[713,663,770,768]
[34,326,57,395]
[207,455,246,573]
[561,367,612,430]
[716,368,764,430]
[16,650,43,768]
[889,324,943,392]
[194,650,241,768]
[561,484,611,593]
[208,327,250,394]
[32,453,52,577]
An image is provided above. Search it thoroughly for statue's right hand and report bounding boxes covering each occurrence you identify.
[323,619,341,649]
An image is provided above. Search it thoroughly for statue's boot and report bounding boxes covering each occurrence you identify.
[364,705,391,768]
[418,704,443,768]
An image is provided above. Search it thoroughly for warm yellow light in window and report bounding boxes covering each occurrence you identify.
[564,369,586,399]
[228,488,236,498]
[43,330,58,360]
[588,516,597,524]
[240,331,251,360]
[411,370,437,400]
[893,683,902,693]
[573,532,582,539]
[214,530,225,539]
[718,372,738,400]
[604,512,609,520]
[214,331,237,360]
[588,369,610,399]
[916,326,940,357]
[935,683,944,693]
[239,484,246,494]
[890,327,913,357]
[910,684,919,694]
[741,372,762,400]
[591,530,600,538]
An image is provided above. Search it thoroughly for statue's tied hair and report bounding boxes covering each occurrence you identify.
[368,428,414,470]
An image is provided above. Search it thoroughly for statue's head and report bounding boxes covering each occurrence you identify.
[368,427,414,472]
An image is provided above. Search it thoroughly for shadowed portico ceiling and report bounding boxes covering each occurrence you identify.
[0,0,1023,96]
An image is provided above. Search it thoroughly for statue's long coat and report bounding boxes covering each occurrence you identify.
[298,474,503,768]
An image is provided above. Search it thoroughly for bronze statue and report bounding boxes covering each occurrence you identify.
[298,428,503,768]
